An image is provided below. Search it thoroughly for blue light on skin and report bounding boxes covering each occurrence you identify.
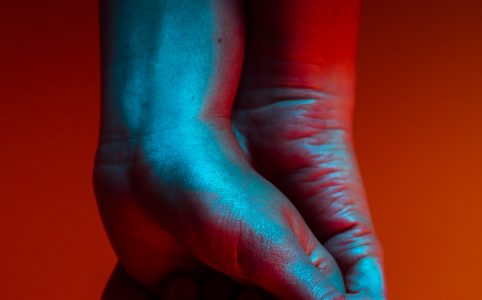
[96,0,385,299]
[96,0,345,299]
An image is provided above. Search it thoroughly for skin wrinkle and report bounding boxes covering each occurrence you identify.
[294,166,340,185]
[325,235,381,279]
[205,187,281,279]
[296,171,369,231]
[232,84,382,290]
[204,206,242,278]
[329,231,377,256]
[300,195,360,241]
[236,88,333,110]
[98,0,384,298]
[310,249,325,271]
[237,217,286,281]
[281,204,314,255]
[238,125,370,245]
[235,89,350,133]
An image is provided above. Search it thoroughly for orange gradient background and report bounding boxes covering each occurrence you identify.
[1,1,481,299]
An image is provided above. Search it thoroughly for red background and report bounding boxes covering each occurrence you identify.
[1,1,481,299]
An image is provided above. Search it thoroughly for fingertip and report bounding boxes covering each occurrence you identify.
[345,256,386,298]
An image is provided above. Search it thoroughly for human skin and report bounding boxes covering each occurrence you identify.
[95,0,385,299]
[232,1,385,298]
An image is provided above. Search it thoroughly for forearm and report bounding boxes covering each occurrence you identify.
[238,0,361,127]
[99,0,244,146]
[96,2,247,283]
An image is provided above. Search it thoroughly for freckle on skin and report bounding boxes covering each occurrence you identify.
[217,38,222,43]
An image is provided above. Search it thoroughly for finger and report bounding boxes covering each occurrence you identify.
[284,206,346,293]
[346,265,385,300]
[257,249,344,300]
[346,256,384,298]
[288,152,386,295]
[324,227,385,297]
[272,137,386,295]
[283,135,386,296]
[233,98,386,293]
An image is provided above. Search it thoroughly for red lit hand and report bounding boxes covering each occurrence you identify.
[232,82,385,299]
[230,1,385,297]
[95,92,349,300]
[96,0,385,299]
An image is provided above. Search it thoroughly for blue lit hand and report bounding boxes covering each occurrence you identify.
[96,0,384,299]
[95,116,346,300]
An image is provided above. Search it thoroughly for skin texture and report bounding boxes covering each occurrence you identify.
[233,1,385,298]
[95,0,385,299]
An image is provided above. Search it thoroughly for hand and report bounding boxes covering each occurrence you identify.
[94,116,345,299]
[96,0,385,299]
[232,84,385,299]
[230,0,386,296]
